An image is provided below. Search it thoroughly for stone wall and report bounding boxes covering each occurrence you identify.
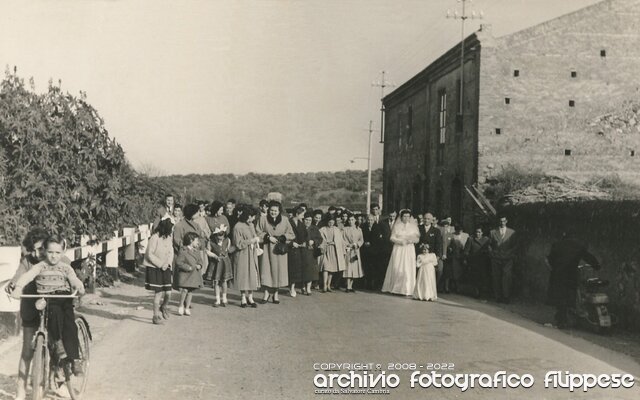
[477,0,640,184]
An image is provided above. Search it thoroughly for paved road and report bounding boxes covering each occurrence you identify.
[2,283,640,399]
[86,285,640,400]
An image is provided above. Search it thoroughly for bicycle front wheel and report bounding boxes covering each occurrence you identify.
[30,335,46,400]
[66,317,91,400]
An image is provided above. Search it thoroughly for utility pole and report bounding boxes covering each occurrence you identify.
[372,71,395,143]
[447,1,482,126]
[366,120,374,214]
[350,121,378,214]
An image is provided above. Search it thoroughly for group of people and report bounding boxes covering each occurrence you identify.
[0,190,603,400]
[143,194,524,325]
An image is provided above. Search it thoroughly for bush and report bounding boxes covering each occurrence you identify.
[483,164,548,203]
[0,68,167,246]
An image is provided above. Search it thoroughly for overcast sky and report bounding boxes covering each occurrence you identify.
[0,0,601,175]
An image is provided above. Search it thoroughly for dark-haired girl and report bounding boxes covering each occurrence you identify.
[210,228,233,307]
[206,200,231,237]
[143,218,175,324]
[256,201,295,304]
[205,201,231,285]
[175,232,204,316]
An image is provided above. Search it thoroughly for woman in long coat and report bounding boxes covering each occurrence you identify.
[302,211,323,295]
[256,200,295,304]
[342,214,364,292]
[233,206,261,308]
[172,204,209,289]
[287,206,306,297]
[319,216,346,292]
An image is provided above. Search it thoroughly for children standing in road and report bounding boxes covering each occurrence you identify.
[413,243,438,301]
[175,232,204,316]
[210,227,233,307]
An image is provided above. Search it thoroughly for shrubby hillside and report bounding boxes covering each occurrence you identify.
[0,69,167,246]
[152,169,383,211]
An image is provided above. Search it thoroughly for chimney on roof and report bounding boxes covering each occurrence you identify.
[477,24,495,47]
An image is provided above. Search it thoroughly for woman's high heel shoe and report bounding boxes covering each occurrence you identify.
[272,297,280,304]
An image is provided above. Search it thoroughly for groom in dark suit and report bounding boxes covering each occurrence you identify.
[365,204,393,289]
[489,215,518,303]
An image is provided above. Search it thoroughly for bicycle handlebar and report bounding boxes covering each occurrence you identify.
[18,290,79,299]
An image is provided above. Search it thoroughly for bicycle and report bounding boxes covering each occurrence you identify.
[19,291,92,400]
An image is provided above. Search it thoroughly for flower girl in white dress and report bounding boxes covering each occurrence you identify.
[413,243,438,301]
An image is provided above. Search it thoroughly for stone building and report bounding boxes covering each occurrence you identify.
[382,0,640,226]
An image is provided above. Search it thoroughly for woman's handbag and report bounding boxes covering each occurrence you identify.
[273,242,289,255]
[349,248,359,263]
[313,247,323,258]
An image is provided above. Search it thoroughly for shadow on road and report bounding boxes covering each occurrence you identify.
[435,293,640,376]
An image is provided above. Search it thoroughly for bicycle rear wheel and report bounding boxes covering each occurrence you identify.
[30,335,47,400]
[66,317,91,400]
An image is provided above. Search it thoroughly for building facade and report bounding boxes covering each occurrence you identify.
[383,0,640,226]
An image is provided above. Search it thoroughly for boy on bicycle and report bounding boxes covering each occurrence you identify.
[11,235,86,375]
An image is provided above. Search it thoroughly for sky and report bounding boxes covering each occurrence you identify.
[0,0,602,175]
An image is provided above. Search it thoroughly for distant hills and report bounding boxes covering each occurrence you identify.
[150,169,383,211]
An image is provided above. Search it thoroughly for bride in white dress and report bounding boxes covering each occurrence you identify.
[381,210,420,295]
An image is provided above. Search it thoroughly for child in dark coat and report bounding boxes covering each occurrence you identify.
[175,232,204,316]
[210,228,234,307]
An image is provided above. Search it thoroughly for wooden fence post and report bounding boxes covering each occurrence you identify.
[105,231,120,281]
[123,227,137,273]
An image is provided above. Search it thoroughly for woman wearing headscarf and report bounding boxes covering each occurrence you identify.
[256,200,295,304]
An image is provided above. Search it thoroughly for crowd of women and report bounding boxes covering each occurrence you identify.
[145,195,376,323]
[142,194,497,324]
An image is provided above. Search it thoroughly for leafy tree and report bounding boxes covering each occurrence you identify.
[0,69,166,246]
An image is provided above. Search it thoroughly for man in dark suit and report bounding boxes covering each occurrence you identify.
[225,198,238,232]
[546,232,600,328]
[377,210,396,287]
[489,215,518,303]
[362,214,381,290]
[152,194,174,229]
